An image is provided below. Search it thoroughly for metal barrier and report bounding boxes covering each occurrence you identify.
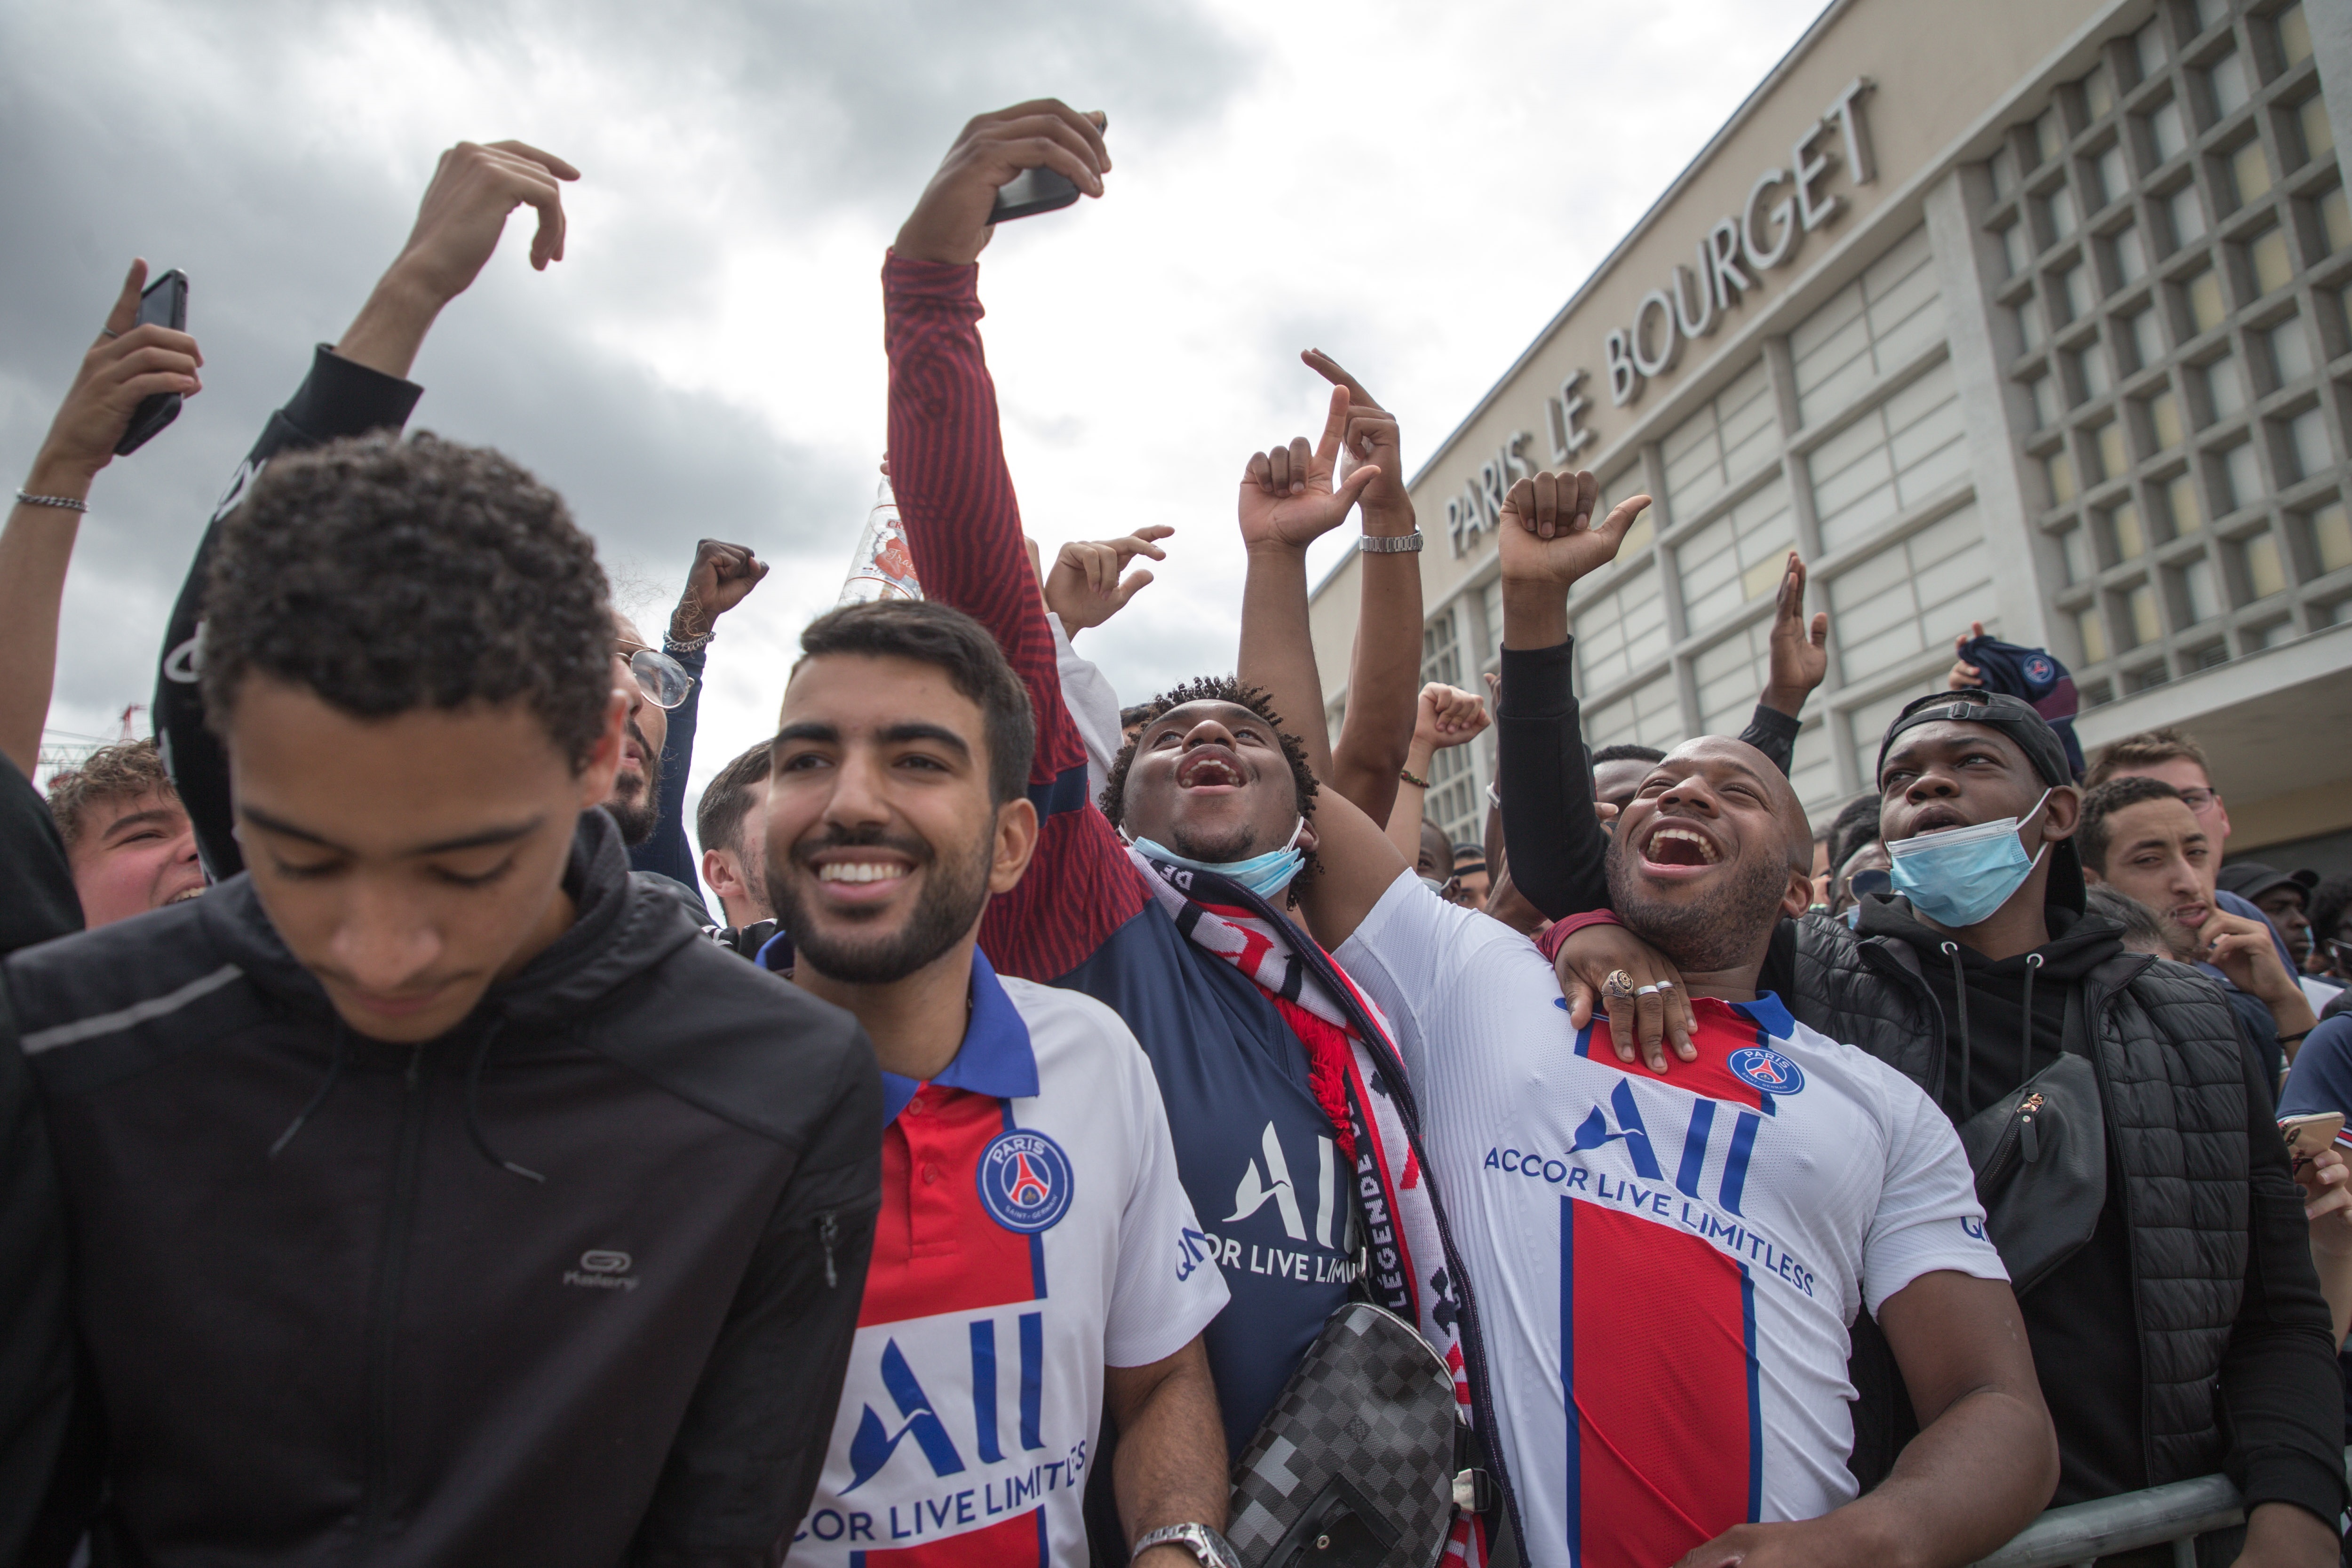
[1972,1450,2352,1567]
[1971,1474,2242,1568]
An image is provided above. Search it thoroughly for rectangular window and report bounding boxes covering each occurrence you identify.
[2002,221,2033,279]
[2124,307,2165,370]
[2220,441,2264,511]
[2207,51,2249,119]
[2296,96,2335,165]
[2096,143,2131,207]
[1990,144,2018,200]
[2073,342,2112,401]
[2029,372,2063,429]
[2202,354,2246,419]
[2317,187,2352,255]
[2181,555,2222,621]
[2077,604,2110,664]
[1849,685,1926,795]
[2166,470,2205,533]
[1826,503,1992,683]
[2112,224,2149,286]
[1692,621,1774,737]
[2043,185,2080,245]
[2134,19,2167,80]
[2300,499,2352,573]
[2265,317,2314,384]
[2184,268,2227,335]
[2059,264,2095,323]
[1677,476,1796,634]
[2124,581,2161,646]
[1789,226,1941,424]
[2085,67,2116,122]
[2286,407,2334,481]
[1658,360,1775,519]
[2169,184,2208,247]
[2229,141,2273,208]
[2107,499,2149,558]
[2149,98,2189,163]
[1572,566,1669,694]
[2048,449,2079,506]
[1584,672,1682,754]
[2058,523,2093,582]
[2018,297,2045,351]
[2146,389,2184,449]
[2191,0,2227,32]
[1421,607,1462,688]
[1807,362,1970,551]
[2090,418,2129,482]
[2247,224,2294,294]
[2279,3,2312,67]
[2036,108,2066,165]
[2238,530,2287,598]
[1480,578,1506,662]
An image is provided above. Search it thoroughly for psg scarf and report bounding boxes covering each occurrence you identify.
[1128,845,1500,1565]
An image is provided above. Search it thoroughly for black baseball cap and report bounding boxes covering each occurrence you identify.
[1876,688,2086,913]
[2216,860,2318,906]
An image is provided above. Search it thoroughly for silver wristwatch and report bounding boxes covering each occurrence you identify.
[1132,1522,1243,1568]
[1358,530,1424,553]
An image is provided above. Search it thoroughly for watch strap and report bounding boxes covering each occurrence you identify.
[1132,1522,1242,1568]
[1358,530,1424,554]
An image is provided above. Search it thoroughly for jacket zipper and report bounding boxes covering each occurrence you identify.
[816,1210,841,1288]
[1976,1091,2047,1194]
[357,1045,433,1553]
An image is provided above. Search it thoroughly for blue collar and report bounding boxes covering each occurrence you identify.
[1729,991,1796,1039]
[880,950,1038,1124]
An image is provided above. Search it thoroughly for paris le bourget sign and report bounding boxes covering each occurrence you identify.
[1443,78,1878,558]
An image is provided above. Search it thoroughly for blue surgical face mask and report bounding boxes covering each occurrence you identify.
[1885,788,2054,929]
[1129,817,1306,901]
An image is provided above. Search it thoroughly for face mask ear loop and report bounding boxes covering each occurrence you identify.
[1941,941,1972,1117]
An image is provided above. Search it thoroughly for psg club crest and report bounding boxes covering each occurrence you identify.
[977,1130,1074,1234]
[2024,654,2056,685]
[1728,1046,1806,1096]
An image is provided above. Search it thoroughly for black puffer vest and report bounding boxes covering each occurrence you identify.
[1790,907,2250,1486]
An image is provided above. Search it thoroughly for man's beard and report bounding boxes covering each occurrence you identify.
[771,822,992,985]
[1604,831,1791,973]
[604,718,664,846]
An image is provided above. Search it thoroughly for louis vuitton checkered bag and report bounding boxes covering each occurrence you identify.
[1225,1302,1459,1568]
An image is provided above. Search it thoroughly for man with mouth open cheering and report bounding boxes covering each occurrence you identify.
[1257,470,2061,1568]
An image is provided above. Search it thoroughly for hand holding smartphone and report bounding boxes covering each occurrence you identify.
[988,168,1081,224]
[2281,1111,2345,1177]
[114,269,189,456]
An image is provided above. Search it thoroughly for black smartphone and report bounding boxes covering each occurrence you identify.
[114,268,189,457]
[988,168,1081,224]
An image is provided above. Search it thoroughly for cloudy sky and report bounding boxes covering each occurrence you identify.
[5,0,1823,900]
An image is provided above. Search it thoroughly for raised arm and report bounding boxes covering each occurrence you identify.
[884,101,1148,982]
[631,538,768,889]
[2,261,203,775]
[1736,552,1828,775]
[1302,352,1424,827]
[1383,682,1488,865]
[156,140,577,878]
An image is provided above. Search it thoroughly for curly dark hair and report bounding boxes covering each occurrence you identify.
[2077,774,2185,873]
[1099,675,1320,845]
[2308,874,2352,950]
[199,433,615,768]
[46,737,176,848]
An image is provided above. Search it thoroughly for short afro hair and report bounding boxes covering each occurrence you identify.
[1099,675,1319,835]
[1591,743,1666,766]
[200,432,615,769]
[793,598,1036,807]
[2305,874,2352,946]
[46,738,176,848]
[2077,774,2189,873]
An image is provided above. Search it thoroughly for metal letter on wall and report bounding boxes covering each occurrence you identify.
[1742,167,1796,273]
[1605,328,1641,406]
[1549,370,1595,462]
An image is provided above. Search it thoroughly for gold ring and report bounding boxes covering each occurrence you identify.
[1602,968,1637,1000]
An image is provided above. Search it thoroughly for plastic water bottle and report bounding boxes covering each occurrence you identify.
[837,467,923,605]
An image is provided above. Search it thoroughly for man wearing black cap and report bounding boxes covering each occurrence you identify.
[1525,686,2347,1566]
[2219,862,2344,1014]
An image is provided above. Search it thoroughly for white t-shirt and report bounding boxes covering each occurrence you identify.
[1338,874,2005,1568]
[789,969,1229,1568]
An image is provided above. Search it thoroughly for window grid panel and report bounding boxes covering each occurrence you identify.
[1982,0,2351,702]
[1677,476,1796,634]
[1790,225,1942,426]
[1825,503,1995,684]
[1573,566,1669,696]
[1808,359,1970,553]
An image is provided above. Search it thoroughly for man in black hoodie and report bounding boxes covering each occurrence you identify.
[1510,653,2345,1561]
[2,433,882,1565]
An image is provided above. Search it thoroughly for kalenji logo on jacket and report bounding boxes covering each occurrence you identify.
[563,1250,638,1292]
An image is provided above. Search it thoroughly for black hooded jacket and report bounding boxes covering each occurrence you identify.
[2,808,882,1567]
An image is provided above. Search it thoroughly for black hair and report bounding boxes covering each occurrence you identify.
[795,598,1036,807]
[1119,704,1155,731]
[1099,675,1319,834]
[2077,775,2185,873]
[695,740,774,855]
[1826,792,1883,873]
[201,432,614,767]
[1592,743,1667,766]
[2309,874,2352,946]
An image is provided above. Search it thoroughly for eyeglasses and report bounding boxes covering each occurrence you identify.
[617,645,695,710]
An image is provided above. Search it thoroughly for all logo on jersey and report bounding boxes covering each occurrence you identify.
[1225,1121,1347,1250]
[847,1340,965,1492]
[1728,1046,1805,1096]
[977,1130,1073,1234]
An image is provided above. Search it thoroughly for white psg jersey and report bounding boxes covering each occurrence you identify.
[1338,875,2005,1568]
[788,963,1228,1568]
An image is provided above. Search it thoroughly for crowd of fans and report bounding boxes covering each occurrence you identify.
[2,103,2349,1568]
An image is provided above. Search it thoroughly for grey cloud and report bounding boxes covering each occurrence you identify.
[1,0,1248,727]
